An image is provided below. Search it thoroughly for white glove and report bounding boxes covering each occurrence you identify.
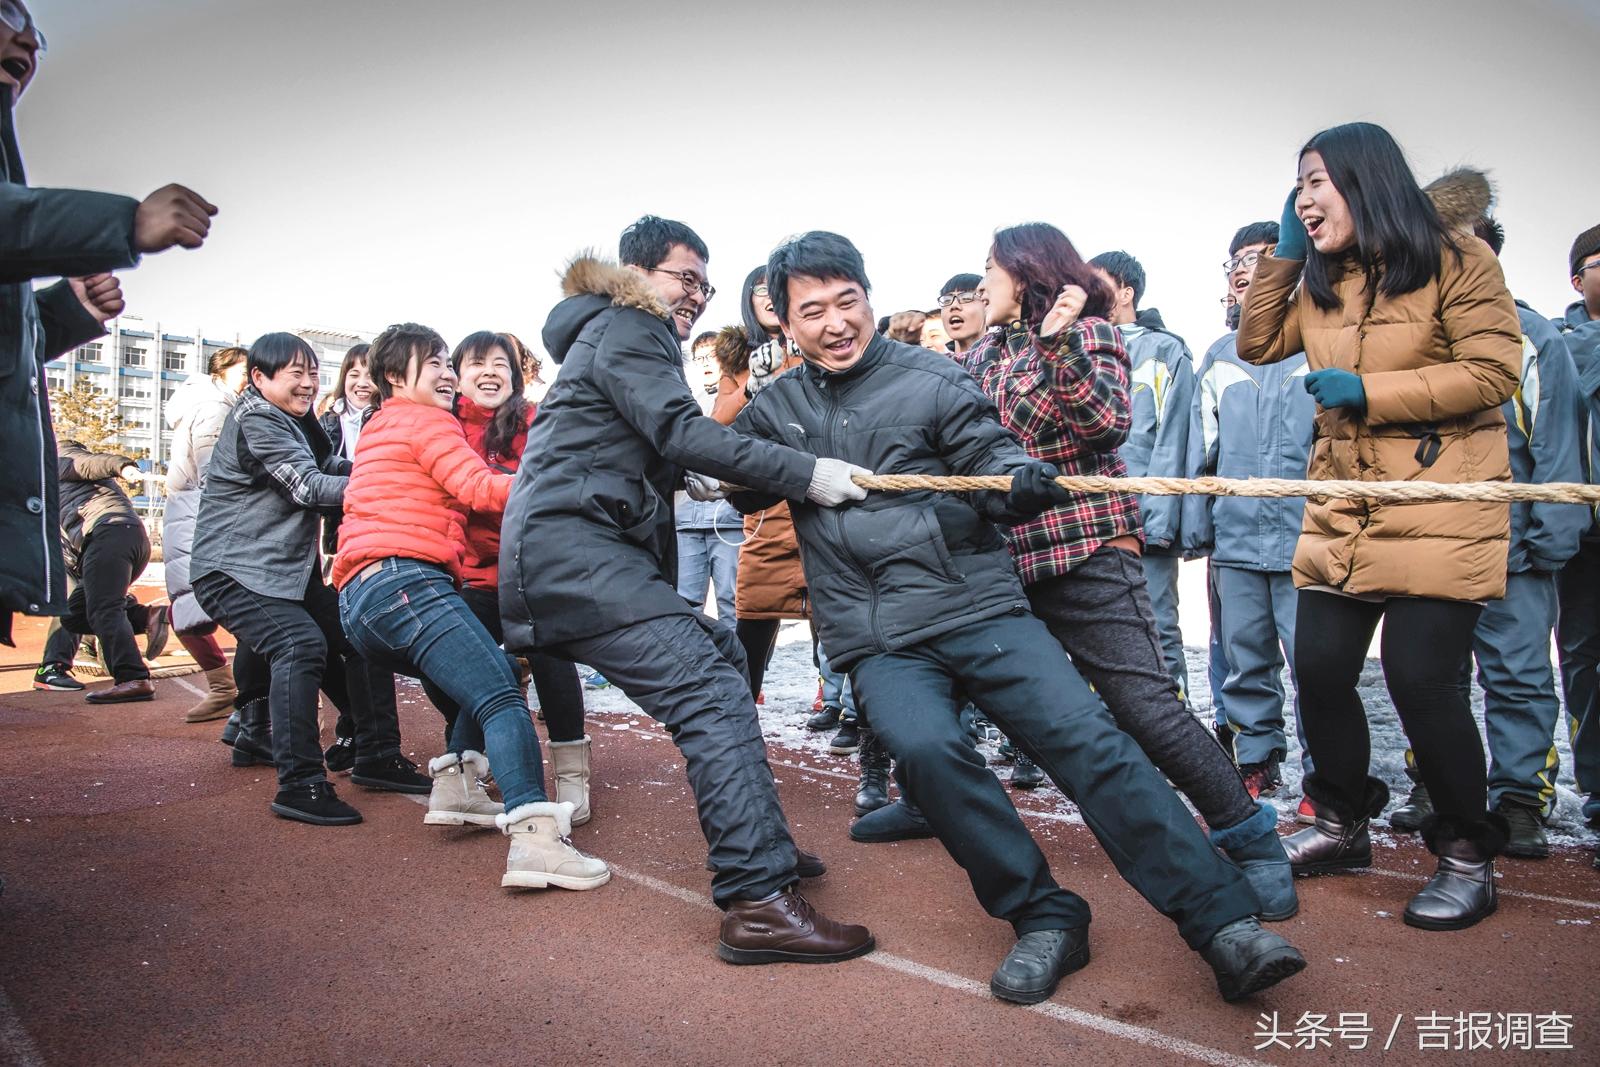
[120,464,144,481]
[805,458,871,507]
[684,472,728,502]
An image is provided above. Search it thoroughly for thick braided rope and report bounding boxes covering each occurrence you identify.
[854,473,1600,506]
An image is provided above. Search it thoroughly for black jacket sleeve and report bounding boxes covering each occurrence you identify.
[35,281,107,361]
[726,394,790,514]
[0,184,141,285]
[58,443,133,481]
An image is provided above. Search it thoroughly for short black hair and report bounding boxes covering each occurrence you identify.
[1088,250,1145,307]
[368,322,448,404]
[248,332,318,380]
[1230,221,1280,256]
[766,231,871,322]
[940,272,982,298]
[690,330,717,351]
[619,215,709,268]
[1473,215,1505,255]
[876,315,891,334]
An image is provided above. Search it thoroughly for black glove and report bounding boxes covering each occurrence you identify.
[1006,460,1070,516]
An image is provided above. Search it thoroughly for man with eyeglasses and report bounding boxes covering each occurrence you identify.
[1192,221,1315,814]
[1,0,217,650]
[936,273,987,354]
[500,215,875,965]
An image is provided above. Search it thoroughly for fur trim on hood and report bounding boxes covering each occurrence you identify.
[1423,167,1494,231]
[713,324,752,377]
[560,253,669,318]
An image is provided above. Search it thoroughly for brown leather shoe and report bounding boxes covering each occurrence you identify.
[717,888,874,965]
[85,678,156,704]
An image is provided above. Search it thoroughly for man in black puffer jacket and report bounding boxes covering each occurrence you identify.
[727,231,1306,1006]
[501,216,874,966]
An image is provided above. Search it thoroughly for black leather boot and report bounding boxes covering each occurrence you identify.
[1387,764,1432,833]
[231,698,274,768]
[1281,775,1387,874]
[1405,815,1508,931]
[854,729,891,816]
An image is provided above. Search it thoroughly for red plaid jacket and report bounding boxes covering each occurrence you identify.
[957,319,1143,584]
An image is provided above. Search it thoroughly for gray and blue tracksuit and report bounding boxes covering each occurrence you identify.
[1465,304,1588,816]
[1552,302,1600,823]
[1116,314,1197,706]
[1194,333,1314,769]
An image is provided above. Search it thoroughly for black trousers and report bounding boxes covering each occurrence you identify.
[850,610,1256,947]
[49,523,152,683]
[420,584,587,746]
[552,609,799,906]
[195,569,399,787]
[1294,590,1487,830]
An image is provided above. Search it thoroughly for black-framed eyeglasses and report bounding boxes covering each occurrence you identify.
[0,0,46,51]
[1223,251,1262,274]
[938,290,979,307]
[647,267,715,300]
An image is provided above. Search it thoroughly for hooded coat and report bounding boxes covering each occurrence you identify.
[162,374,240,631]
[498,257,816,651]
[0,85,140,642]
[1237,232,1521,602]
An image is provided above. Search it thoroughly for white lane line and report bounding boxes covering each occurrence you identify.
[0,984,46,1067]
[609,865,1272,1067]
[600,722,1600,912]
[170,676,206,698]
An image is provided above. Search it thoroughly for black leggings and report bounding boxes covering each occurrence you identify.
[419,585,587,746]
[1295,590,1485,827]
[735,618,782,699]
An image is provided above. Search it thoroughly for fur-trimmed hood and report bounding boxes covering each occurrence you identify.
[1423,167,1494,231]
[541,253,670,365]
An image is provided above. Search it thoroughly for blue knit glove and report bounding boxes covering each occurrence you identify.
[1275,188,1308,261]
[1304,368,1366,413]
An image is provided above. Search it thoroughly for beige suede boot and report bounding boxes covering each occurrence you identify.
[424,751,503,827]
[184,666,238,723]
[498,801,610,890]
[547,736,592,826]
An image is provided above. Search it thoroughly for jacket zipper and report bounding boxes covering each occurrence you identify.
[820,378,883,651]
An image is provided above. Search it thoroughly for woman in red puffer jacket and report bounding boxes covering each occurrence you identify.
[449,331,593,825]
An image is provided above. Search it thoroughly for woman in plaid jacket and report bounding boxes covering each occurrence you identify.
[959,222,1297,921]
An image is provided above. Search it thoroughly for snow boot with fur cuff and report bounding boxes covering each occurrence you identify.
[1210,801,1299,921]
[184,666,238,723]
[499,801,610,891]
[547,737,592,826]
[1282,774,1388,874]
[424,751,503,827]
[1404,814,1508,931]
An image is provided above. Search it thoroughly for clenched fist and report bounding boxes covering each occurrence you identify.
[68,274,124,324]
[133,183,218,253]
[1039,284,1088,339]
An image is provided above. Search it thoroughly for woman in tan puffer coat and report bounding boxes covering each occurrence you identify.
[711,267,809,702]
[1238,123,1520,933]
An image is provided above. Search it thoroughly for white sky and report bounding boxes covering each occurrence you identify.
[17,0,1600,355]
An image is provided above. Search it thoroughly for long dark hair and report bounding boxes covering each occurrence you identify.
[318,342,370,416]
[451,331,530,459]
[1299,122,1454,312]
[989,223,1113,328]
[740,265,777,348]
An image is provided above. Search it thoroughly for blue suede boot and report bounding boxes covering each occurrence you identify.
[1211,801,1298,922]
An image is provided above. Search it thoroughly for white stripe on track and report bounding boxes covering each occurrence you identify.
[0,984,46,1067]
[1359,865,1600,911]
[170,676,206,698]
[609,865,1273,1067]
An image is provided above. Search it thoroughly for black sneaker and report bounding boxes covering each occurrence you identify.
[828,718,860,755]
[143,603,171,661]
[1199,917,1306,1002]
[351,754,431,794]
[1011,754,1045,790]
[324,735,357,774]
[989,928,1090,1004]
[806,704,843,732]
[850,799,935,843]
[271,781,362,826]
[1494,799,1549,860]
[33,664,85,692]
[1388,782,1433,833]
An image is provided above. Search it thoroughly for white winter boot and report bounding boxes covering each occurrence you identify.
[424,751,503,827]
[547,736,593,826]
[498,801,610,890]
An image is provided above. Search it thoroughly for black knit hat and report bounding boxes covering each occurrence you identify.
[1572,224,1600,277]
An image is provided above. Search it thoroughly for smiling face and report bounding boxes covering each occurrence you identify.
[1296,151,1356,255]
[385,343,457,410]
[981,255,1022,327]
[0,0,40,97]
[920,317,951,351]
[252,355,320,417]
[458,342,514,411]
[751,282,781,335]
[635,243,709,341]
[341,357,374,410]
[1225,240,1272,311]
[782,276,874,371]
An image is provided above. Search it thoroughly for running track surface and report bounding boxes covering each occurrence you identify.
[1,611,1596,1066]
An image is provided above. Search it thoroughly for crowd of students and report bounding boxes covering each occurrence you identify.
[7,12,1599,1003]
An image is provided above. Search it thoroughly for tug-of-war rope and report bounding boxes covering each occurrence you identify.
[853,473,1600,506]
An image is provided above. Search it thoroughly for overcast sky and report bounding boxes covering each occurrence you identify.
[17,0,1600,355]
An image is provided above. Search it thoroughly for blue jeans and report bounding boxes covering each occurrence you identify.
[339,558,547,810]
[676,526,742,624]
[817,643,856,716]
